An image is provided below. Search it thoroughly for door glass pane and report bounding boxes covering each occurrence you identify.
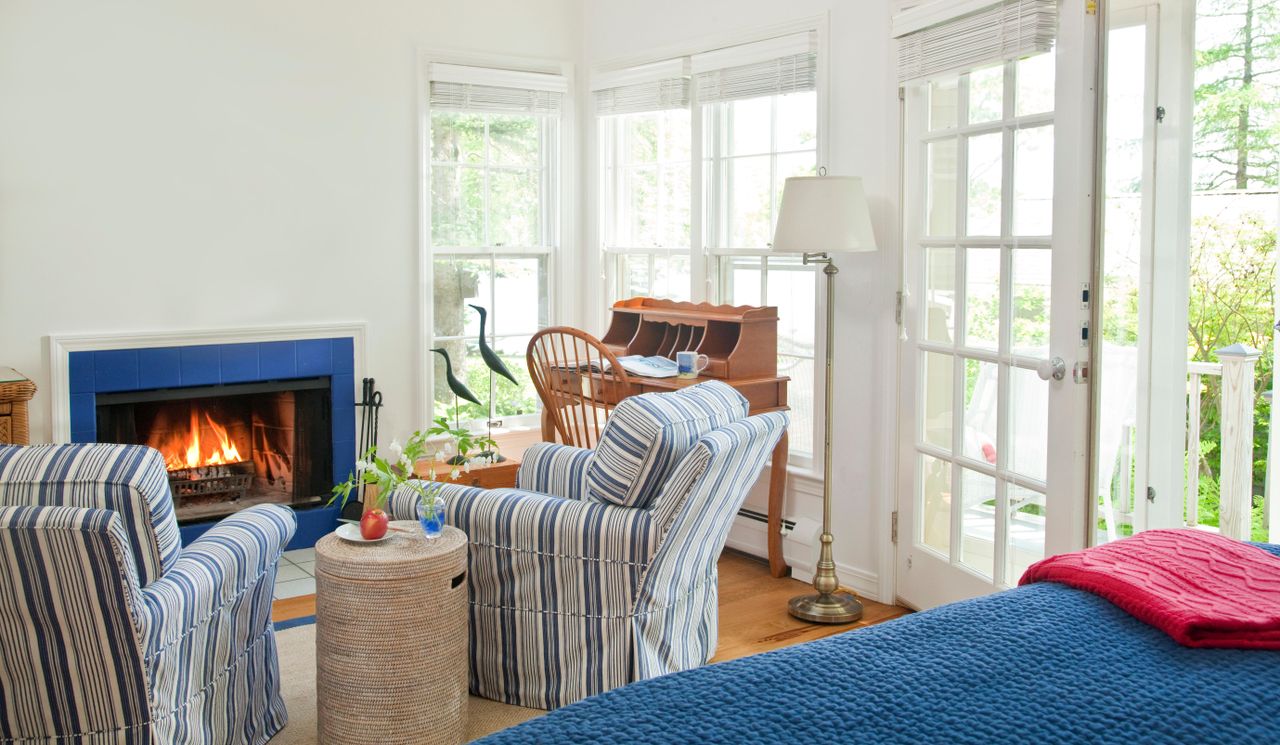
[1009,365,1049,481]
[922,351,954,450]
[920,454,953,556]
[966,132,1004,236]
[960,469,996,579]
[925,247,956,343]
[963,358,999,465]
[927,139,959,236]
[1094,22,1147,543]
[1007,485,1046,582]
[964,248,1000,350]
[1016,53,1056,116]
[968,65,1005,123]
[1013,125,1055,235]
[1012,249,1052,356]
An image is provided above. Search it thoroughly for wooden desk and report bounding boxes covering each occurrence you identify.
[414,457,520,490]
[541,374,791,578]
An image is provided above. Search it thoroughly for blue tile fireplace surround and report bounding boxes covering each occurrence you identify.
[67,337,356,549]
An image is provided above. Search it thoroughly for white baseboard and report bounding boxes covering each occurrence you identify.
[725,514,884,604]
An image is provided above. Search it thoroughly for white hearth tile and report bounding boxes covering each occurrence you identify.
[275,562,309,582]
[284,548,315,564]
[273,577,316,600]
[293,561,315,577]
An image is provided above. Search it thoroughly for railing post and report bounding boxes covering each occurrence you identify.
[1216,344,1261,540]
[1186,373,1202,526]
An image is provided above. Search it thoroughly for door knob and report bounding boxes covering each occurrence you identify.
[1037,357,1066,382]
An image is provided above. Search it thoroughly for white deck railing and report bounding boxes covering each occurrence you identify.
[1187,346,1266,541]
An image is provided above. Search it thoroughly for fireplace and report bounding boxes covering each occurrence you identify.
[96,379,332,524]
[59,333,359,548]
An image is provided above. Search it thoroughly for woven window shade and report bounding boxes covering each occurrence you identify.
[895,0,1057,83]
[594,78,690,116]
[694,52,816,104]
[429,82,562,116]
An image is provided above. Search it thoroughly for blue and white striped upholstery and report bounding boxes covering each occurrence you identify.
[0,444,295,745]
[515,442,593,499]
[0,444,181,587]
[388,403,787,710]
[585,381,749,508]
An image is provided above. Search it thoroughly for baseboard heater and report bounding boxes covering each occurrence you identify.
[736,508,795,534]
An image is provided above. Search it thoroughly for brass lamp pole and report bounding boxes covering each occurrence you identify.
[770,174,878,624]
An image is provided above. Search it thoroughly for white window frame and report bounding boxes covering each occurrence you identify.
[418,51,576,433]
[589,17,829,473]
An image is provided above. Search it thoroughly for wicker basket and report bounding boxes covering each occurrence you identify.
[315,523,469,745]
[0,372,37,446]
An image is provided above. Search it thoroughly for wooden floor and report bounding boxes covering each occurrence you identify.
[273,550,908,659]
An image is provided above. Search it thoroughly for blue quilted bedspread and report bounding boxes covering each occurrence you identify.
[479,544,1280,744]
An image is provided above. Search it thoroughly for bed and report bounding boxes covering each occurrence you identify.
[477,543,1280,744]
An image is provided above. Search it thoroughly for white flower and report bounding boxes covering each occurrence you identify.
[434,450,446,462]
[356,459,371,471]
[462,460,473,473]
[450,467,461,480]
[427,468,437,481]
[384,439,404,466]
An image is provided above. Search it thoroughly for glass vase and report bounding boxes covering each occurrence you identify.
[417,497,446,539]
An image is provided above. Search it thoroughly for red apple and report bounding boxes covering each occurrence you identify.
[360,509,389,540]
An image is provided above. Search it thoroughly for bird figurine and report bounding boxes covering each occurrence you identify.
[470,304,519,386]
[430,347,481,407]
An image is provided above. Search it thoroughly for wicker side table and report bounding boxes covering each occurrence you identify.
[0,368,36,445]
[315,523,468,745]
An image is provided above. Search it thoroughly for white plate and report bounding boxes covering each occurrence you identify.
[335,523,391,544]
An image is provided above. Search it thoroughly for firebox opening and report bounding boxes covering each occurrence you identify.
[95,378,332,525]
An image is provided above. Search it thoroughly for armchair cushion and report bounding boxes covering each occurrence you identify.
[585,381,748,509]
[0,443,181,587]
[516,442,593,500]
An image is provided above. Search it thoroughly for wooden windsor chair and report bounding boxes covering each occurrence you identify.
[527,327,636,448]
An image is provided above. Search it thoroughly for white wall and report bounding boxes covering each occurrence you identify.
[0,0,581,442]
[582,0,901,599]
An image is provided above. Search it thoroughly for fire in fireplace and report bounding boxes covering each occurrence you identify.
[96,379,332,524]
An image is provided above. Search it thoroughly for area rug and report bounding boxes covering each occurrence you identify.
[269,619,543,744]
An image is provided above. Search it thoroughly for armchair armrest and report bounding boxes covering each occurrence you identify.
[515,442,594,500]
[137,503,296,658]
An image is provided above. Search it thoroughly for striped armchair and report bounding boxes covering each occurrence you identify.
[0,443,296,745]
[388,381,787,709]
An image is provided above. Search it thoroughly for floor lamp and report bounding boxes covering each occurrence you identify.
[771,174,879,624]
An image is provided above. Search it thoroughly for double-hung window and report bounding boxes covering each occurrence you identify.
[596,61,694,301]
[593,33,822,462]
[428,63,564,426]
[699,34,821,459]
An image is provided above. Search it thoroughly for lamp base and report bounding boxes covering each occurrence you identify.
[788,590,863,624]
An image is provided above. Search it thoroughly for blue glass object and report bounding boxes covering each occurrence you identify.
[417,498,446,539]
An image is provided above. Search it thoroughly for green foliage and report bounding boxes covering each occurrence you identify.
[330,432,444,513]
[1193,0,1279,189]
[423,416,498,462]
[1187,210,1276,543]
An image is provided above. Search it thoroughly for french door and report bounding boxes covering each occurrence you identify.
[896,3,1097,609]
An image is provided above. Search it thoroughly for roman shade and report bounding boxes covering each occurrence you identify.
[428,62,567,116]
[894,0,1058,83]
[692,31,818,104]
[593,58,691,116]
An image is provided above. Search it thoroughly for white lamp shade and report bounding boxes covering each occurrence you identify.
[771,176,878,254]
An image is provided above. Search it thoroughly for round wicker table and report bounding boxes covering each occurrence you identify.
[315,523,468,745]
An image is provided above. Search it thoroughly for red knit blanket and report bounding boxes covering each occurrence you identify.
[1019,529,1280,649]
